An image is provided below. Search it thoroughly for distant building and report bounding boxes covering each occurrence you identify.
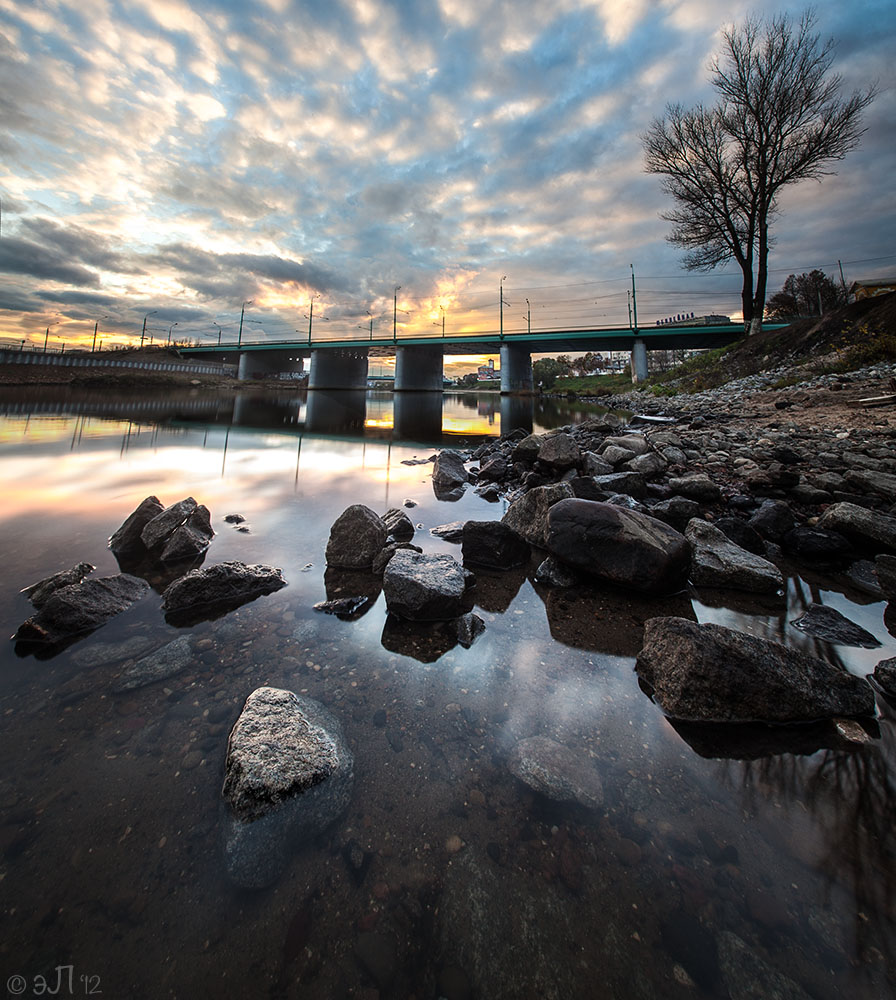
[477,358,498,380]
[849,279,896,301]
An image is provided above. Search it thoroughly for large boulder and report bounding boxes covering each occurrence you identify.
[383,550,469,621]
[14,574,150,647]
[110,496,214,564]
[686,519,783,593]
[546,499,690,595]
[326,505,388,569]
[462,520,530,570]
[818,502,896,552]
[635,617,876,723]
[222,688,353,888]
[161,561,287,624]
[21,562,95,608]
[501,482,574,547]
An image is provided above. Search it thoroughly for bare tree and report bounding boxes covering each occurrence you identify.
[643,9,874,335]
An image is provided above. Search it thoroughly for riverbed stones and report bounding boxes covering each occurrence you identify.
[635,617,876,723]
[160,561,287,620]
[21,562,95,608]
[461,520,530,570]
[790,602,881,648]
[14,573,150,647]
[325,505,388,571]
[818,502,896,552]
[546,498,691,595]
[501,482,574,547]
[222,687,353,888]
[382,549,468,620]
[507,736,603,808]
[685,519,783,593]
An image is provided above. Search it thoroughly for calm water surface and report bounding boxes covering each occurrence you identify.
[0,387,893,999]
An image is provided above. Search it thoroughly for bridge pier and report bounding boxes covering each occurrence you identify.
[630,339,648,383]
[305,390,367,434]
[500,395,534,436]
[394,345,444,391]
[237,350,306,381]
[500,343,533,395]
[308,348,369,390]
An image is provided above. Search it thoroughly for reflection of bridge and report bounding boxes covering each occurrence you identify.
[180,322,780,391]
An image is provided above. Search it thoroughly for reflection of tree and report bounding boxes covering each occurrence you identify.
[723,710,896,978]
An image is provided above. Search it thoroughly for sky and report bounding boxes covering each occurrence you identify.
[0,0,894,357]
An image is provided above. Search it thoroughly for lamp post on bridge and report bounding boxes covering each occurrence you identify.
[91,314,108,352]
[238,300,253,347]
[167,322,178,346]
[499,276,509,339]
[523,298,531,334]
[140,310,157,348]
[630,265,638,331]
[393,286,401,342]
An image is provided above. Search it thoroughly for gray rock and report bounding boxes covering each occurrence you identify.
[875,553,896,599]
[535,555,580,587]
[603,434,649,456]
[511,433,544,465]
[383,550,468,620]
[844,468,896,502]
[21,562,95,608]
[325,504,388,569]
[712,517,766,556]
[455,612,486,648]
[844,559,883,598]
[141,497,200,550]
[70,635,157,668]
[501,483,574,547]
[546,499,691,595]
[507,736,603,808]
[600,444,637,467]
[461,521,529,570]
[371,541,422,575]
[537,433,581,470]
[635,617,876,722]
[14,574,150,646]
[158,505,215,562]
[790,602,881,648]
[624,451,668,478]
[668,473,721,503]
[108,496,165,556]
[649,497,701,532]
[222,688,353,888]
[430,521,466,541]
[686,519,783,593]
[591,471,647,499]
[432,450,468,497]
[477,453,509,481]
[748,499,795,542]
[114,636,194,692]
[161,561,287,620]
[872,656,896,697]
[581,451,614,477]
[818,502,896,552]
[381,507,415,542]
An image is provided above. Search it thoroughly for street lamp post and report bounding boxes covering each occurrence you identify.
[91,316,108,352]
[167,322,178,346]
[500,276,509,339]
[238,300,253,347]
[525,298,531,334]
[141,311,157,347]
[630,265,638,331]
[214,322,222,346]
[393,286,401,342]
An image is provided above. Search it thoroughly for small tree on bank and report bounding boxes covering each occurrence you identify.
[642,9,874,335]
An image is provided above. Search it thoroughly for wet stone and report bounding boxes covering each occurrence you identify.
[507,736,603,809]
[790,602,881,648]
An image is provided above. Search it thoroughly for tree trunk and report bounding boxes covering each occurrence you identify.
[739,259,754,333]
[750,215,770,337]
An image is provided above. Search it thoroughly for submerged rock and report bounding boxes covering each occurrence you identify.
[21,562,95,608]
[382,550,469,621]
[14,574,150,647]
[635,616,875,723]
[507,736,603,809]
[546,498,690,595]
[222,688,353,888]
[113,636,194,692]
[161,561,287,624]
[790,602,881,648]
[325,505,388,570]
[686,519,783,593]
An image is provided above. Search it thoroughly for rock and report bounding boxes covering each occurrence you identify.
[635,617,875,722]
[535,556,580,587]
[381,508,415,542]
[872,656,896,697]
[326,505,388,569]
[501,483,574,548]
[875,554,896,599]
[432,450,468,498]
[582,451,614,477]
[844,559,883,598]
[569,476,606,501]
[844,468,896,502]
[511,433,544,464]
[790,602,881,648]
[430,521,466,541]
[461,521,530,570]
[818,502,896,552]
[713,517,766,556]
[14,574,150,647]
[222,688,353,888]
[21,562,95,608]
[161,561,287,623]
[141,497,200,551]
[507,736,603,808]
[478,454,509,481]
[625,452,668,478]
[649,497,702,532]
[159,505,215,562]
[591,472,647,499]
[383,550,469,621]
[313,595,374,617]
[546,499,690,595]
[748,499,795,542]
[660,910,721,992]
[668,473,721,503]
[537,433,581,470]
[603,434,649,456]
[108,496,165,556]
[686,519,783,593]
[70,635,156,668]
[455,612,486,648]
[371,541,422,575]
[354,931,398,990]
[599,444,637,467]
[781,525,853,562]
[223,513,246,524]
[113,636,194,692]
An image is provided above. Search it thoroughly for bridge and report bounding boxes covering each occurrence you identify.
[179,321,780,392]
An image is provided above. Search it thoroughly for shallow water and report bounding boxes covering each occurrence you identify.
[0,387,893,999]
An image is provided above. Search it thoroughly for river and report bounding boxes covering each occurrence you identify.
[0,386,893,999]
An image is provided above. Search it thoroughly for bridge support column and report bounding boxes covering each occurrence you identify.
[630,339,648,384]
[393,392,443,440]
[394,345,444,391]
[500,343,533,394]
[500,395,534,436]
[308,348,369,390]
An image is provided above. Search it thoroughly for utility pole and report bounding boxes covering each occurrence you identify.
[393,286,401,342]
[525,298,531,334]
[238,300,253,347]
[500,276,508,339]
[141,310,156,347]
[630,265,638,331]
[92,322,99,352]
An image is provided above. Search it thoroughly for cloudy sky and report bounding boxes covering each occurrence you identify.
[1,0,893,353]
